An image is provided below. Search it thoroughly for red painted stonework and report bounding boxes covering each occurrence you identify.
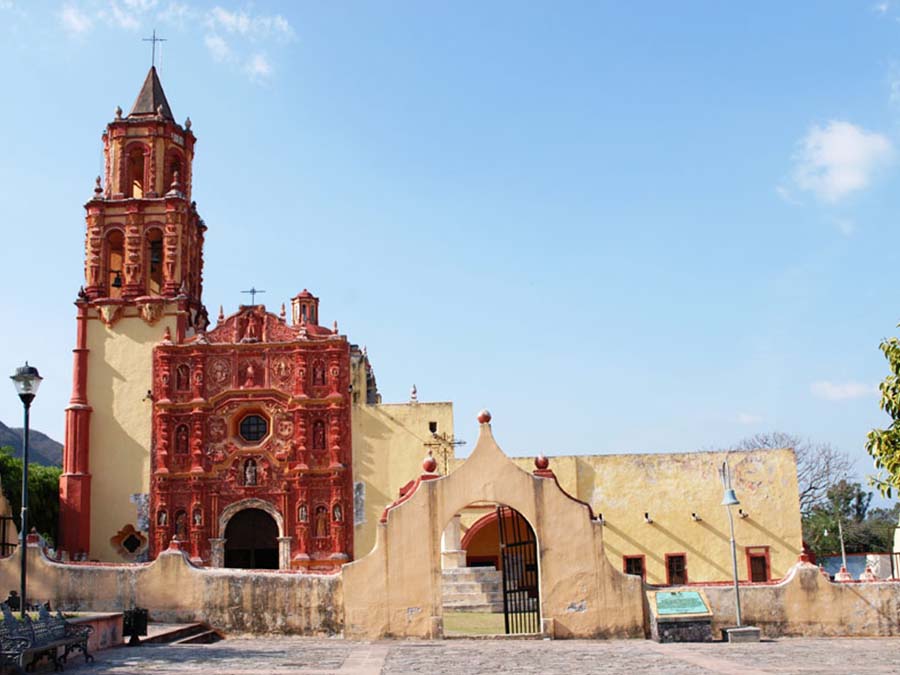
[150,304,353,572]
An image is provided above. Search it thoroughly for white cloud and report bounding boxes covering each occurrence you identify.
[737,413,763,425]
[204,34,230,62]
[207,7,294,41]
[790,121,893,203]
[60,3,93,34]
[874,2,890,14]
[245,53,272,81]
[158,1,193,26]
[0,1,14,10]
[810,380,874,401]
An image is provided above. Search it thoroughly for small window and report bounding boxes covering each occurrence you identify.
[747,547,770,582]
[623,555,645,580]
[666,553,687,585]
[429,421,438,434]
[239,414,268,443]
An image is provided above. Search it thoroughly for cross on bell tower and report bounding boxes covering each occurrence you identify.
[142,29,167,68]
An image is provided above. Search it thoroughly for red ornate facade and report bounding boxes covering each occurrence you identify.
[150,295,353,572]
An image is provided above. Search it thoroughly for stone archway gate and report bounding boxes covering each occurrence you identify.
[341,413,645,639]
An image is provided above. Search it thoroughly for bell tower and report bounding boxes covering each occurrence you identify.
[83,66,205,310]
[60,67,208,560]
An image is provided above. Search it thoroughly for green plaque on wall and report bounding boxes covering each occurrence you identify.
[655,591,709,616]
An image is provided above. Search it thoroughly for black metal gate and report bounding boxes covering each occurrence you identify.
[496,505,540,634]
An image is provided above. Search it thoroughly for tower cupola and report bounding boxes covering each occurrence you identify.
[81,67,206,325]
[291,290,320,326]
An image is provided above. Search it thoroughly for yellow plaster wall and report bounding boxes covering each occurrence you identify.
[343,420,645,639]
[85,306,177,561]
[488,451,801,584]
[351,401,454,559]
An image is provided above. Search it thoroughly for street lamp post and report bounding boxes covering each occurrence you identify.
[10,363,42,619]
[719,460,742,628]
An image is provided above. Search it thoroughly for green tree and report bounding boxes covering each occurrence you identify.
[0,446,61,547]
[802,480,896,557]
[867,329,900,498]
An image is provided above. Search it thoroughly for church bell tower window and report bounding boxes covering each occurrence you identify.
[106,230,124,299]
[147,229,164,294]
[126,146,146,198]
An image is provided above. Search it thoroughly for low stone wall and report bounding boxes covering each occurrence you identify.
[676,562,900,637]
[69,613,124,652]
[1,543,342,635]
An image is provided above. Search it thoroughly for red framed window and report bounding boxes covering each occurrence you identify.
[665,553,688,585]
[746,546,771,582]
[623,555,646,581]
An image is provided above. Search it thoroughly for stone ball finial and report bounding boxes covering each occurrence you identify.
[422,450,437,474]
[185,116,192,130]
[477,409,492,424]
[156,104,164,119]
[535,454,549,470]
[333,320,339,334]
[115,105,123,120]
[410,384,418,403]
[94,176,103,197]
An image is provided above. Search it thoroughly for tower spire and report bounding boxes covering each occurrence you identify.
[129,66,174,120]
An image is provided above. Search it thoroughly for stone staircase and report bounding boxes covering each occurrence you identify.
[143,622,224,645]
[442,567,504,613]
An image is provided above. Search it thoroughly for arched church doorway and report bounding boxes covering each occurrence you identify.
[441,503,540,636]
[223,508,278,569]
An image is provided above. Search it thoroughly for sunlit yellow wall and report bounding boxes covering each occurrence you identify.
[351,401,454,559]
[449,449,801,584]
[85,305,178,561]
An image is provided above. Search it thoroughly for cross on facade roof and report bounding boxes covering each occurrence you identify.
[241,287,266,305]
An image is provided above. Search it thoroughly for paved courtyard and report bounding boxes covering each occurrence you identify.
[59,636,900,674]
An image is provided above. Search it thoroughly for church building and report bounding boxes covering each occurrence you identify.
[58,67,802,586]
[59,67,451,571]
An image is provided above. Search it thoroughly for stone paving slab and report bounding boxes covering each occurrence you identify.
[60,636,900,675]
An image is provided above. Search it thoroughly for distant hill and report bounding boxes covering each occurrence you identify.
[0,420,63,467]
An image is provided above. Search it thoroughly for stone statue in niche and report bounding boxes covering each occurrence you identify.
[312,362,326,386]
[332,503,342,522]
[157,509,168,527]
[312,421,326,450]
[314,505,329,538]
[192,508,202,527]
[245,313,260,340]
[175,425,189,455]
[174,510,187,539]
[298,503,308,523]
[242,364,256,388]
[175,364,190,391]
[244,459,257,486]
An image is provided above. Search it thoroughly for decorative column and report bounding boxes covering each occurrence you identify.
[162,200,181,295]
[59,300,93,558]
[441,514,467,569]
[277,536,293,570]
[155,414,170,473]
[328,411,343,469]
[122,205,143,299]
[189,413,204,473]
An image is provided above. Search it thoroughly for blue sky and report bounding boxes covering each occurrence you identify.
[1,2,898,498]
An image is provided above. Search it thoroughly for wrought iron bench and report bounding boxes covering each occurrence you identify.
[0,603,94,672]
